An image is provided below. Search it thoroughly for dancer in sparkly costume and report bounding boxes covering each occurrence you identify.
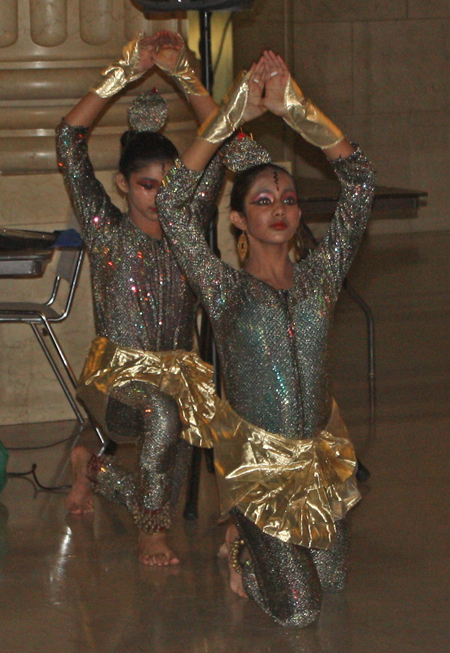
[157,51,375,623]
[59,32,267,566]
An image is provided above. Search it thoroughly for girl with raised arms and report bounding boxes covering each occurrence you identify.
[156,51,375,625]
[58,32,268,567]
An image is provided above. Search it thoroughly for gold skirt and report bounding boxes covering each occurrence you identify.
[77,336,360,550]
[76,336,220,445]
[194,398,361,550]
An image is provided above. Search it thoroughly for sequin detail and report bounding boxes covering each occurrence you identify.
[130,502,171,534]
[128,90,168,133]
[56,120,226,528]
[56,120,224,353]
[233,509,349,627]
[56,121,268,532]
[157,148,376,440]
[157,146,375,625]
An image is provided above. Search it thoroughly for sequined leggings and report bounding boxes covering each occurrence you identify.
[232,508,349,627]
[91,381,190,533]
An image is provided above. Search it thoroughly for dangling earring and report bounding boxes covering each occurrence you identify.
[237,230,249,263]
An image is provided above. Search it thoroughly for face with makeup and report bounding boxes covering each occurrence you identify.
[230,167,301,249]
[116,160,174,237]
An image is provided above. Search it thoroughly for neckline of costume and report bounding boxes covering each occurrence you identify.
[240,265,299,294]
[124,213,165,244]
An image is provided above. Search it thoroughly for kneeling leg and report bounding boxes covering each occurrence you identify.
[232,509,322,627]
[310,519,350,593]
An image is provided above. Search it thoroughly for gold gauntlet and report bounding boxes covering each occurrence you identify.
[283,76,344,149]
[91,37,145,99]
[155,41,208,98]
[198,71,250,144]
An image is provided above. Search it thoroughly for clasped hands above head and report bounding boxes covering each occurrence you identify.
[241,50,295,123]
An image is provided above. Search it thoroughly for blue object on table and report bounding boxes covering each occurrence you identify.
[52,228,83,248]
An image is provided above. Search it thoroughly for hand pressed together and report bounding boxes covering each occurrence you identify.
[137,30,186,75]
[261,50,291,116]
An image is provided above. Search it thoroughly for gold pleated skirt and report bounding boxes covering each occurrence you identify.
[77,336,360,550]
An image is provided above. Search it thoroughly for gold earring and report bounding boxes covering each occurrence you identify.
[237,231,249,262]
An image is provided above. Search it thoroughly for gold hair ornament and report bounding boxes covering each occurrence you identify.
[283,76,345,150]
[91,36,145,99]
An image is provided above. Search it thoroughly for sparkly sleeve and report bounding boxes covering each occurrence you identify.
[302,147,376,301]
[157,161,240,318]
[56,120,121,247]
[190,152,225,230]
[190,135,271,229]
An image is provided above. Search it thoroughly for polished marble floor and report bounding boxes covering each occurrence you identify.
[0,232,449,653]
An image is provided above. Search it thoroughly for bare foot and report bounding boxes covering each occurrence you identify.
[225,524,247,598]
[66,446,94,515]
[138,531,180,567]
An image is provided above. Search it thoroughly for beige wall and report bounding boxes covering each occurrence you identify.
[232,0,450,235]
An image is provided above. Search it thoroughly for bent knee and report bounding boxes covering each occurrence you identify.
[267,587,322,628]
[274,603,320,628]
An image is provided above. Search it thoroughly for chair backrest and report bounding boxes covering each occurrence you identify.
[56,246,82,283]
[50,213,84,321]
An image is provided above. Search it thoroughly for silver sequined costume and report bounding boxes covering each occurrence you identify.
[56,120,228,532]
[157,147,375,624]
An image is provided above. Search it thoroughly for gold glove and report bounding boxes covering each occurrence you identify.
[91,37,145,99]
[198,71,250,144]
[283,76,344,149]
[155,40,208,98]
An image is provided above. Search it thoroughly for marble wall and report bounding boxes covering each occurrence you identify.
[232,0,450,235]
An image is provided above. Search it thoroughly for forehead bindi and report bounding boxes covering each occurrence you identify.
[249,170,296,196]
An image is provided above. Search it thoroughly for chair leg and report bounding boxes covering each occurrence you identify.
[356,456,371,482]
[40,315,78,388]
[343,279,376,427]
[30,323,84,423]
[204,447,215,474]
[183,446,202,520]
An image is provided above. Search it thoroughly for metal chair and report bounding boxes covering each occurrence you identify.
[0,236,103,439]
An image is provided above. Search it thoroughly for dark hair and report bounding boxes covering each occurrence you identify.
[230,163,296,215]
[119,131,178,180]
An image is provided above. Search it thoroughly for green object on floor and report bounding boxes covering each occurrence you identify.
[0,440,8,493]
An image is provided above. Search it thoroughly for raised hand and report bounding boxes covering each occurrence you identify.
[136,33,159,74]
[152,30,185,73]
[242,59,267,123]
[262,50,291,116]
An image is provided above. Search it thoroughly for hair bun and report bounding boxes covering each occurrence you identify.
[128,90,169,133]
[120,130,137,150]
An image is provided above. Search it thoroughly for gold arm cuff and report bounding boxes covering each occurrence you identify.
[198,70,250,144]
[208,398,361,549]
[76,336,220,446]
[91,37,145,99]
[156,45,208,98]
[283,76,345,149]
